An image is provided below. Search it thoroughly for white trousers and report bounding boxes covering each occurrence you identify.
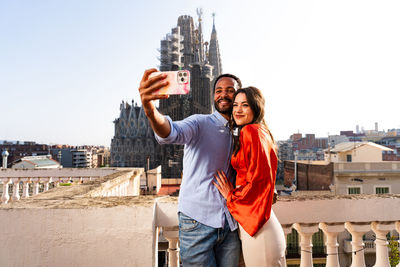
[239,210,286,267]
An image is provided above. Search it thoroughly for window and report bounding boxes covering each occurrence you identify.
[346,154,352,162]
[348,187,361,194]
[376,187,389,194]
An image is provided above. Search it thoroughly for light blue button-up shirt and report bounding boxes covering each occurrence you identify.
[155,111,238,231]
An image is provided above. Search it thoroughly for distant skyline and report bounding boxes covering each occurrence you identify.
[1,0,399,146]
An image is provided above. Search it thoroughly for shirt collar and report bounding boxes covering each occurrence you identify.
[213,111,229,127]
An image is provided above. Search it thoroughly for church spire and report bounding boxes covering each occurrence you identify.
[208,13,222,78]
[196,8,205,63]
[212,12,216,32]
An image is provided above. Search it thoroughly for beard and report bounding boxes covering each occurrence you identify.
[214,98,233,115]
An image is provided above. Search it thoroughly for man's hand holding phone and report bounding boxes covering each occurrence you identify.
[139,69,190,115]
[138,68,170,117]
[149,70,190,95]
[138,68,177,138]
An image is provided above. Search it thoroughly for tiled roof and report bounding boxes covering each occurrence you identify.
[326,142,393,153]
[18,157,60,167]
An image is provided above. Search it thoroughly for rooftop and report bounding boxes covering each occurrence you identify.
[327,141,393,153]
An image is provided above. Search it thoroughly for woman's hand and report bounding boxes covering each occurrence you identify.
[212,170,234,200]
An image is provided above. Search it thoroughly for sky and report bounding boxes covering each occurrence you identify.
[1,0,399,146]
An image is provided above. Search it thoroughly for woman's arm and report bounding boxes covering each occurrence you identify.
[215,125,277,236]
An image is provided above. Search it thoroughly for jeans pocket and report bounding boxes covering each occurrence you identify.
[179,212,200,232]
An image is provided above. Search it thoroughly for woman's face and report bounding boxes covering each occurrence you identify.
[233,93,254,126]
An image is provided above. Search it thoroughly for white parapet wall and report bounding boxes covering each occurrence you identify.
[0,200,158,267]
[0,167,160,267]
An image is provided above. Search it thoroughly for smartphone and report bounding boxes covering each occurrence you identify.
[149,70,190,95]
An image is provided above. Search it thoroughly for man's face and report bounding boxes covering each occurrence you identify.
[213,77,238,115]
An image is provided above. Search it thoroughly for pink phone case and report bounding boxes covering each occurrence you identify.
[150,70,190,95]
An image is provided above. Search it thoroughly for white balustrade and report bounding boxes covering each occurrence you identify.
[319,222,344,267]
[1,178,11,203]
[293,223,319,267]
[371,222,394,267]
[0,168,135,204]
[163,228,180,267]
[11,178,20,201]
[31,178,40,195]
[42,178,52,192]
[345,222,370,267]
[21,178,30,198]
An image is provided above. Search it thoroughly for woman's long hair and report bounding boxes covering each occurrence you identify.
[230,86,276,156]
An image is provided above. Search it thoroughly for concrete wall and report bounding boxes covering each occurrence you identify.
[334,162,400,194]
[335,173,400,195]
[284,161,333,190]
[148,166,162,193]
[0,205,157,267]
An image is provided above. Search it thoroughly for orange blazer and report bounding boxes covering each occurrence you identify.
[227,124,278,237]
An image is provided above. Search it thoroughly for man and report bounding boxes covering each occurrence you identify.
[138,68,242,266]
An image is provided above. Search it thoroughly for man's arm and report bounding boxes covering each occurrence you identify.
[138,68,171,138]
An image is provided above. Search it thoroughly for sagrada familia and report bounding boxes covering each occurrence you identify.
[110,10,223,178]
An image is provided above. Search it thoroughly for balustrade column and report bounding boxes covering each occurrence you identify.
[293,223,319,267]
[21,178,30,198]
[31,178,40,195]
[124,181,128,195]
[319,222,345,267]
[371,222,394,267]
[43,178,52,192]
[345,222,370,267]
[11,178,20,201]
[1,178,11,203]
[163,228,180,267]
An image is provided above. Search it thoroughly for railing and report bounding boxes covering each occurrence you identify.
[0,168,133,203]
[156,195,400,267]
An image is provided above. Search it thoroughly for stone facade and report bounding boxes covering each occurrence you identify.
[110,101,162,169]
[111,11,222,178]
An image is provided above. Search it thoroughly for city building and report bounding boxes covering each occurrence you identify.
[0,141,49,168]
[50,145,74,167]
[96,148,110,167]
[11,155,61,169]
[111,11,222,178]
[324,141,393,162]
[375,135,400,161]
[71,147,93,168]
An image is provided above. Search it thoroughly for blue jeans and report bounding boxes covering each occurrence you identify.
[178,212,240,267]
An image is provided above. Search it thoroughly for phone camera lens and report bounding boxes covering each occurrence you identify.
[178,72,182,77]
[183,72,187,77]
[181,78,185,82]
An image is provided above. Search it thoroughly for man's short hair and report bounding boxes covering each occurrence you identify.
[213,74,242,91]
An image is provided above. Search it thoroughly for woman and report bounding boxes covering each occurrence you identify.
[213,87,286,266]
